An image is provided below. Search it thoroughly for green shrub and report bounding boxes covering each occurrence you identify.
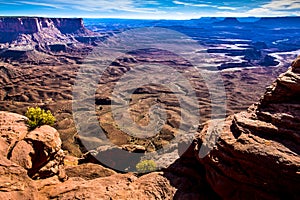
[136,159,157,173]
[25,107,56,130]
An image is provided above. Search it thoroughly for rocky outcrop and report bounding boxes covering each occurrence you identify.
[0,17,88,35]
[38,172,176,200]
[0,111,64,179]
[195,56,300,199]
[0,111,28,157]
[64,163,117,180]
[0,156,40,200]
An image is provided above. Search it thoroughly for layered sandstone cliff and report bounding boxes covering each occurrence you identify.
[0,17,88,35]
[194,56,300,199]
[0,17,96,64]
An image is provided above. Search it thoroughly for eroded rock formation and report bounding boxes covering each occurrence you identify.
[0,17,97,64]
[195,55,300,199]
[0,111,64,179]
[0,17,89,35]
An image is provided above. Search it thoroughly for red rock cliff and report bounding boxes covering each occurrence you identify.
[194,55,300,199]
[0,17,40,33]
[0,17,85,34]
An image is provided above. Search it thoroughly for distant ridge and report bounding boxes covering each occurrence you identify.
[256,16,300,25]
[214,17,240,25]
[191,17,223,23]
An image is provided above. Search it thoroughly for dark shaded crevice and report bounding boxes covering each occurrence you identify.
[6,141,19,160]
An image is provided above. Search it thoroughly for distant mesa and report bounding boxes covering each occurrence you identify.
[214,17,240,25]
[252,41,268,50]
[0,17,90,35]
[0,17,96,44]
[192,17,223,24]
[237,17,261,23]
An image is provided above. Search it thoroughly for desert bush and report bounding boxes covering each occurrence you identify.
[25,107,56,130]
[136,159,157,173]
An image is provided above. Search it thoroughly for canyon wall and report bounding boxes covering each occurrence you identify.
[0,17,85,34]
[195,55,300,199]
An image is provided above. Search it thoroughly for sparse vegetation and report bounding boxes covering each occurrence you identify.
[25,107,56,130]
[136,159,157,173]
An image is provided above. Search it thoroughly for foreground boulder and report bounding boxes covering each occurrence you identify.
[22,125,63,178]
[38,172,175,200]
[196,56,300,199]
[0,111,64,179]
[64,163,116,180]
[0,111,28,157]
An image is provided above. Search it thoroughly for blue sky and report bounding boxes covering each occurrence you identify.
[0,0,299,19]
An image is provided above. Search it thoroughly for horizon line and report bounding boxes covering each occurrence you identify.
[0,15,300,21]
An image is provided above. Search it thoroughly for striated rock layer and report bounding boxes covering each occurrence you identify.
[196,56,300,199]
[0,17,89,35]
[0,17,97,64]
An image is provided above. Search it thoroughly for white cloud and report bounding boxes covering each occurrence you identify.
[15,0,164,14]
[51,0,133,11]
[217,6,237,10]
[18,1,63,9]
[215,0,300,17]
[262,0,300,10]
[173,0,211,7]
[243,0,300,16]
[0,2,21,5]
[143,1,161,6]
[173,1,238,11]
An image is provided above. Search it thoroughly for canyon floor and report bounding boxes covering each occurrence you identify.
[0,41,296,160]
